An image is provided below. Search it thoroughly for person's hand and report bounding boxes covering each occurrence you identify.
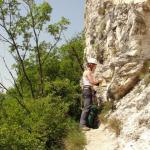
[95,79,102,86]
[95,82,99,86]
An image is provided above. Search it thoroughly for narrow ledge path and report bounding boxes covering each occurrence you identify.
[84,124,119,150]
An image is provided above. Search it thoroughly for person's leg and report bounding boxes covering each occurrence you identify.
[80,88,92,127]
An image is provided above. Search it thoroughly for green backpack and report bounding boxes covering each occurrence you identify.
[87,105,99,129]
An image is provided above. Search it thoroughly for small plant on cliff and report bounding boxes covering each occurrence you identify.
[108,118,122,136]
[140,60,150,86]
[64,121,86,150]
[99,101,113,124]
[98,102,122,136]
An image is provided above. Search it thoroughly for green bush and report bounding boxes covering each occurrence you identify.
[46,79,82,120]
[64,121,86,150]
[0,96,83,150]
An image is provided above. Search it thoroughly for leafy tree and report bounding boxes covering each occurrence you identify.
[0,34,85,149]
[0,1,86,149]
[0,96,69,149]
[43,34,85,119]
[0,0,69,98]
[59,33,85,82]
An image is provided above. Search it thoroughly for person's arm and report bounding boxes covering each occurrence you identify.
[86,71,102,85]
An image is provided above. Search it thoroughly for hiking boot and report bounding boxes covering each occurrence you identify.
[81,125,90,131]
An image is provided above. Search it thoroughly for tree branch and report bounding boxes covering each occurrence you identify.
[8,3,12,29]
[0,32,13,45]
[1,56,24,99]
[0,82,30,114]
[28,2,44,96]
[0,6,35,98]
[63,32,84,71]
[15,68,24,93]
[42,30,62,65]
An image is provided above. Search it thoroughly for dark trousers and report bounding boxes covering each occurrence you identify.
[80,87,92,126]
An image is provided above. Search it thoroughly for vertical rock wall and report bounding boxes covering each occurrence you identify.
[84,0,150,149]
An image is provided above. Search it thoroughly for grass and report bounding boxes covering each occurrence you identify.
[99,113,108,124]
[98,101,113,124]
[98,101,122,136]
[64,128,86,150]
[108,118,122,136]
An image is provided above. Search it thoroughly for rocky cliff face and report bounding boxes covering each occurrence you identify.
[84,0,150,149]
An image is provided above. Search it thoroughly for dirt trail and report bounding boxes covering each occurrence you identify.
[84,124,119,150]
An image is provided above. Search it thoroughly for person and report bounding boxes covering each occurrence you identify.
[80,58,102,131]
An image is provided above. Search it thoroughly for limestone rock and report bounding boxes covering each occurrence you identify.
[84,0,150,149]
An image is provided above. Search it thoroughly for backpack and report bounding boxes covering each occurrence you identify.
[87,105,99,129]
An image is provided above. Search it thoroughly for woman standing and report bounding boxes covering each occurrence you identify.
[80,58,102,131]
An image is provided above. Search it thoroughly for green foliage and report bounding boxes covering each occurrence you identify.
[0,0,84,98]
[100,101,113,114]
[47,79,82,120]
[48,17,70,38]
[0,1,85,149]
[38,2,52,21]
[0,92,5,101]
[0,0,71,98]
[0,0,2,5]
[48,79,75,100]
[99,113,108,124]
[64,122,86,150]
[59,34,85,82]
[0,33,85,149]
[0,96,73,149]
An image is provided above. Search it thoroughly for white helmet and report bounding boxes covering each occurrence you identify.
[87,58,97,64]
